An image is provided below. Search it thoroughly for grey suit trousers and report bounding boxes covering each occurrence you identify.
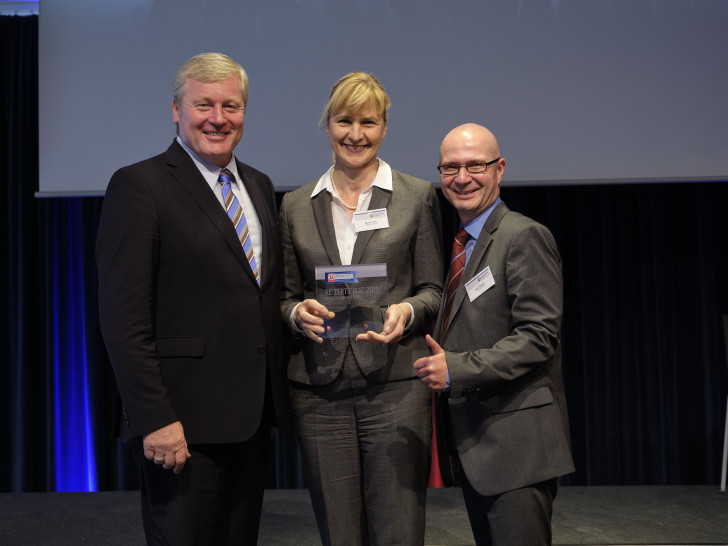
[290,346,431,546]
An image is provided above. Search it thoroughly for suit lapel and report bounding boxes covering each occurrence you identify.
[350,186,392,264]
[443,202,510,338]
[448,231,492,319]
[311,190,342,266]
[237,161,274,288]
[165,141,258,285]
[309,182,393,268]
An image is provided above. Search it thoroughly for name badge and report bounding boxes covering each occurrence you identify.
[464,266,495,302]
[353,208,389,232]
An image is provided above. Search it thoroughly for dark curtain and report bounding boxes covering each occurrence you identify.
[3,15,727,492]
[498,183,728,485]
[3,14,45,492]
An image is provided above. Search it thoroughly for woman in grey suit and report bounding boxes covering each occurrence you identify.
[280,72,443,545]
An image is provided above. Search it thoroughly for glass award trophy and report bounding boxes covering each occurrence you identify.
[315,263,388,339]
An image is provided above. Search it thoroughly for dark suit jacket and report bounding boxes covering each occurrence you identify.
[280,169,443,384]
[96,140,289,444]
[435,201,574,496]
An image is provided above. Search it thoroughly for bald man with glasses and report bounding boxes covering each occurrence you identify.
[416,124,574,545]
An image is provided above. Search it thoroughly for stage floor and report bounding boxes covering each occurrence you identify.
[1,486,727,545]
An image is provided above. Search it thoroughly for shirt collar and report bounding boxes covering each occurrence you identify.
[176,136,239,184]
[310,158,392,198]
[463,197,502,239]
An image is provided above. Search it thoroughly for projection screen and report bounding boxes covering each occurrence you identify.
[38,0,728,195]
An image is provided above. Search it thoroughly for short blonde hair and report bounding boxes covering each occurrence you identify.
[320,72,391,128]
[173,53,249,106]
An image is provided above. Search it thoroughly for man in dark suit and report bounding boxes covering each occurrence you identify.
[96,52,289,545]
[415,123,574,545]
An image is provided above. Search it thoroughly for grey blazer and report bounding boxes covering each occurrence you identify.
[435,201,575,496]
[280,169,443,385]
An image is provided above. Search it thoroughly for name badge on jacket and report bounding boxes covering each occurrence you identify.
[354,208,389,232]
[465,266,495,302]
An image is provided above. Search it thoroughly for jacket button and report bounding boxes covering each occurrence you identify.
[257,345,266,354]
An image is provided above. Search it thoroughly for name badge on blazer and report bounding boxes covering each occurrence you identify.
[353,208,389,233]
[465,266,495,302]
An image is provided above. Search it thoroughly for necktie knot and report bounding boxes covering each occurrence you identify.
[219,168,233,185]
[453,228,470,250]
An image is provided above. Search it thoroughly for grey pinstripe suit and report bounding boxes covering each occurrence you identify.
[435,201,575,543]
[280,169,443,545]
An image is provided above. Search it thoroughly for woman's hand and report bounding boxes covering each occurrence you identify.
[356,302,411,345]
[294,299,335,343]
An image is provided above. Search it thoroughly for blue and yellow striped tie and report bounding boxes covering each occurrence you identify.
[219,169,260,285]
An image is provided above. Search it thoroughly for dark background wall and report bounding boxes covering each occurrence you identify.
[3,15,727,493]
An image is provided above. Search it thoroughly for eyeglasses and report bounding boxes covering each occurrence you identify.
[437,157,500,175]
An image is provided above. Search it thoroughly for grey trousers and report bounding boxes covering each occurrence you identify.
[290,348,431,546]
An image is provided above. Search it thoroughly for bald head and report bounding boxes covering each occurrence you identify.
[439,123,500,162]
[438,123,506,225]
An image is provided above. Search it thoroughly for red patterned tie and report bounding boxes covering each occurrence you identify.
[441,228,470,337]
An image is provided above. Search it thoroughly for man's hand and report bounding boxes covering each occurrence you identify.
[414,334,449,392]
[294,299,335,343]
[143,421,191,474]
[356,303,410,344]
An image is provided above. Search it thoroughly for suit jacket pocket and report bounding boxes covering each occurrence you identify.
[489,385,553,414]
[156,337,205,357]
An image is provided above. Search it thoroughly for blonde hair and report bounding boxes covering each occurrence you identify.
[320,72,391,128]
[173,53,249,106]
